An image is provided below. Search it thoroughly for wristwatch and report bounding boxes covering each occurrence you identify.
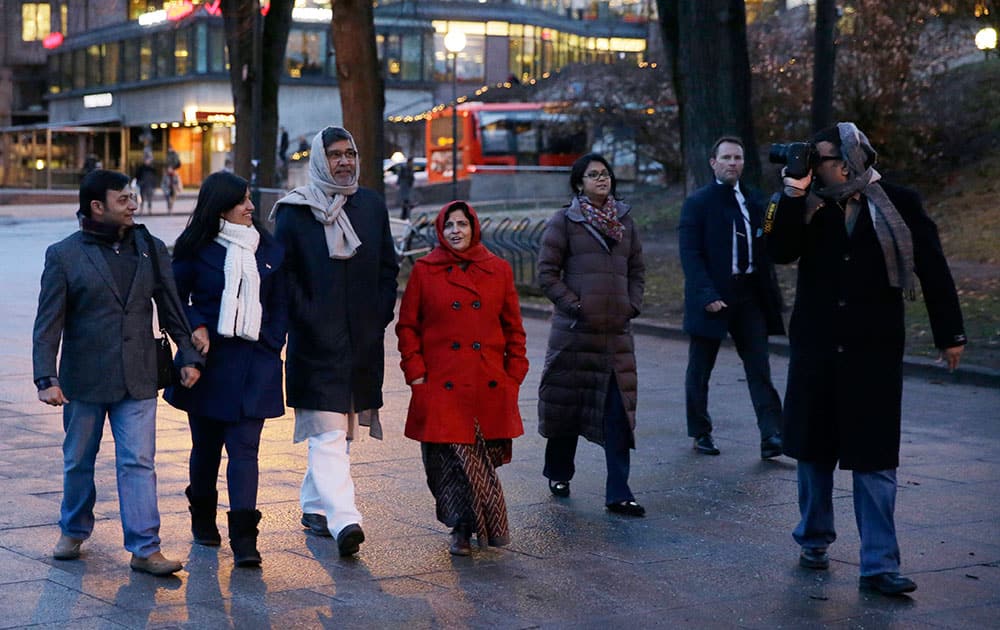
[35,376,59,391]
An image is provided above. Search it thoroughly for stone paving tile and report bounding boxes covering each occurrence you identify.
[0,579,117,629]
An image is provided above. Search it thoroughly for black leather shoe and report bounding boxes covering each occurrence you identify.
[859,573,917,596]
[799,547,829,570]
[606,500,646,517]
[336,523,365,557]
[301,513,332,537]
[548,479,570,498]
[761,435,783,459]
[693,434,720,455]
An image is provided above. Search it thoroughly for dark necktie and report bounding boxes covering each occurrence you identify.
[734,192,750,274]
[735,219,750,273]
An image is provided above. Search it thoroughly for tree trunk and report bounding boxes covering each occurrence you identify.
[221,0,255,180]
[657,0,760,192]
[811,0,837,132]
[261,1,294,188]
[221,0,293,191]
[331,0,386,195]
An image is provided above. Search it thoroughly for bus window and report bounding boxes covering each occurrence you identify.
[429,115,464,149]
[480,119,512,156]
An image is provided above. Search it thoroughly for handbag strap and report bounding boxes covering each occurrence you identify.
[137,225,169,335]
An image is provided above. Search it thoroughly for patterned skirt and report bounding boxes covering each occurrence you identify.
[421,423,511,547]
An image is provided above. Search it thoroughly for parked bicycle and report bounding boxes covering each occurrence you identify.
[390,212,436,264]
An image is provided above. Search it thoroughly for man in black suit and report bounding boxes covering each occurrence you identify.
[33,170,202,575]
[679,136,785,459]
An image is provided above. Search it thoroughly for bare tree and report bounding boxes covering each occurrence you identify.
[331,0,385,194]
[220,0,293,189]
[657,0,760,192]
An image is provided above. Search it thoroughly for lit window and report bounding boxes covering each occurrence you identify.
[22,3,52,41]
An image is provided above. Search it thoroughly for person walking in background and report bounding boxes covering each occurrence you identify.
[397,156,416,220]
[271,126,399,556]
[537,153,646,517]
[134,156,157,214]
[162,166,181,214]
[32,170,202,576]
[769,122,965,596]
[397,200,528,556]
[165,171,288,568]
[166,144,181,171]
[678,136,786,459]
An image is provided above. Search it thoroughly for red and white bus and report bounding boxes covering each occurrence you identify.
[425,102,587,184]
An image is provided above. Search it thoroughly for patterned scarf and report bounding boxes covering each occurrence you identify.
[577,193,624,243]
[813,122,915,296]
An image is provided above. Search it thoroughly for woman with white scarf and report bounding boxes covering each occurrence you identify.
[166,171,288,568]
[271,126,399,557]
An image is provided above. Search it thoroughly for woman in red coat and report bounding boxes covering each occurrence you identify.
[396,201,529,556]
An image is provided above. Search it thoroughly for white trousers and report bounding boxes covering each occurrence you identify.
[300,427,362,537]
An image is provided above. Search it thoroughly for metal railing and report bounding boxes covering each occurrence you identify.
[405,210,549,289]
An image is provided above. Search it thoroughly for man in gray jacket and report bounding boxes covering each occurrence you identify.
[33,170,202,576]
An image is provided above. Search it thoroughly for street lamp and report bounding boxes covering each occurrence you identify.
[444,29,466,200]
[976,27,998,59]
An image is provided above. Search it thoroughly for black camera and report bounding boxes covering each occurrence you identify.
[768,142,819,179]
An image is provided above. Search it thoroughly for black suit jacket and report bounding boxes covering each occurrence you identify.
[679,181,785,339]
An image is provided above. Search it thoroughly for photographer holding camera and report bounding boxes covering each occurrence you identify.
[767,122,966,596]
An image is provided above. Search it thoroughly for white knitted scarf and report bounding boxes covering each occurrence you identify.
[214,219,262,341]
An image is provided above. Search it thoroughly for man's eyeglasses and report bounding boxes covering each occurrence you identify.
[584,171,611,181]
[326,149,358,162]
[817,155,842,163]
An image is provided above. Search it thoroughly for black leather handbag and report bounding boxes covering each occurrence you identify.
[155,331,176,389]
[141,227,179,389]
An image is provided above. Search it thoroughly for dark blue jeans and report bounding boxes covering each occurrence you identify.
[794,460,901,576]
[188,415,265,511]
[544,375,633,504]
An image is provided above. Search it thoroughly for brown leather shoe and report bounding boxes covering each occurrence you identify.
[130,551,183,576]
[52,534,83,560]
[448,531,471,556]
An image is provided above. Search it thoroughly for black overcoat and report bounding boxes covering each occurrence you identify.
[679,181,785,339]
[536,197,645,446]
[273,189,399,413]
[767,182,965,471]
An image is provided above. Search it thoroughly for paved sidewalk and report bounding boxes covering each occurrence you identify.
[0,215,997,628]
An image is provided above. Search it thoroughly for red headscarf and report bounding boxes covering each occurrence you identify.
[419,200,493,266]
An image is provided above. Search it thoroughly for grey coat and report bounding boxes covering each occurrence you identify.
[32,227,201,403]
[536,198,645,446]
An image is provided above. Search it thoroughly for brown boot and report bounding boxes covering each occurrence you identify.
[130,551,183,576]
[52,534,83,560]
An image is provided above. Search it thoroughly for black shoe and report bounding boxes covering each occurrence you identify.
[336,523,365,557]
[859,573,917,596]
[301,512,332,537]
[761,435,783,460]
[186,486,221,547]
[606,500,646,517]
[693,434,721,455]
[227,509,262,568]
[548,479,570,498]
[799,547,829,570]
[448,530,471,556]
